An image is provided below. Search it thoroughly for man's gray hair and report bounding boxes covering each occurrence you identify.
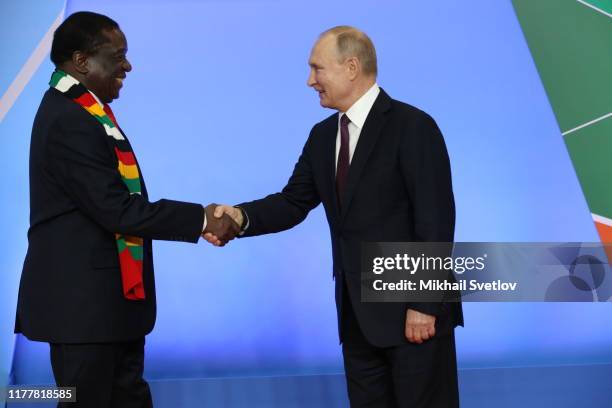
[321,26,378,77]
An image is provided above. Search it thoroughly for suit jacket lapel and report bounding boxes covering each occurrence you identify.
[339,90,391,223]
[319,114,341,220]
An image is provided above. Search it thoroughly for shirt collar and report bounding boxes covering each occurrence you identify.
[341,83,380,129]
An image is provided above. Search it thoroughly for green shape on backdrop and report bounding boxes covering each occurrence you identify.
[565,117,612,219]
[512,0,612,132]
[581,0,612,15]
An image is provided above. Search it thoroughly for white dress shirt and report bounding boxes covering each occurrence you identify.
[335,83,380,171]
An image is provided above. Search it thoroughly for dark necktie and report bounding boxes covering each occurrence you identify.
[336,113,351,207]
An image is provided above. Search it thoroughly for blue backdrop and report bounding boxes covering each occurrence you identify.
[2,0,611,386]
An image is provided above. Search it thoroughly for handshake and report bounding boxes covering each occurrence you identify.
[201,204,244,246]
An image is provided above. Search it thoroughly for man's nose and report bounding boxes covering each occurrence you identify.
[123,58,132,72]
[306,70,316,87]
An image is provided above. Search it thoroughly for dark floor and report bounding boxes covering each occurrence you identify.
[6,363,612,407]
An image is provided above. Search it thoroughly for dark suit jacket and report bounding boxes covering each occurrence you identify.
[239,89,463,347]
[15,88,204,344]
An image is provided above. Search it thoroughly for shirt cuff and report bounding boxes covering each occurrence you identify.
[236,206,249,236]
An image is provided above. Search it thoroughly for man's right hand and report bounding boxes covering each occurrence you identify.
[203,205,244,246]
[203,204,240,246]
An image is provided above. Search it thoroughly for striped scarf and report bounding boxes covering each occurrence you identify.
[50,70,145,300]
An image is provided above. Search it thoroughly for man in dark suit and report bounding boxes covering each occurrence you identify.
[15,12,238,407]
[208,26,463,407]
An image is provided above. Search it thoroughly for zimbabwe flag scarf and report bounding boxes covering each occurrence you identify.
[50,69,145,300]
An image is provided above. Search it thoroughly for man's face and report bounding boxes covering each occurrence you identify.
[307,35,353,111]
[85,28,132,103]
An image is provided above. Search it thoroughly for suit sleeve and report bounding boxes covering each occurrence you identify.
[238,126,321,237]
[45,110,205,243]
[400,112,456,316]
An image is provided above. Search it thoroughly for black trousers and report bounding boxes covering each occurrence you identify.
[341,286,459,408]
[50,338,153,408]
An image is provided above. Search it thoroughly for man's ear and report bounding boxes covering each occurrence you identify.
[72,50,89,75]
[346,56,361,81]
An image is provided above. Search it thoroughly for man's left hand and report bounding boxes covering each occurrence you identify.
[405,309,436,344]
